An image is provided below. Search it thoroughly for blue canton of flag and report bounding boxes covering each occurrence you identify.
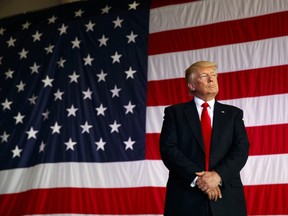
[0,0,150,170]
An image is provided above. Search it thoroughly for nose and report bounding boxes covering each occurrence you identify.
[208,74,217,82]
[207,75,214,82]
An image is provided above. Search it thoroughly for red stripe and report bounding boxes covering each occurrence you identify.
[147,65,288,106]
[247,124,288,156]
[146,133,161,159]
[150,0,199,9]
[0,187,166,215]
[245,184,288,215]
[1,184,286,215]
[147,78,191,106]
[148,11,288,55]
[217,65,288,100]
[1,184,287,215]
[145,124,288,159]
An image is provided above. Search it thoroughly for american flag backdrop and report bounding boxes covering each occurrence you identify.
[0,0,288,215]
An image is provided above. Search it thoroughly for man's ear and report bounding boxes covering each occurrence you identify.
[188,82,195,91]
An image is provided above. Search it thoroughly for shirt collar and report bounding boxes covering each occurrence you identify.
[194,96,215,109]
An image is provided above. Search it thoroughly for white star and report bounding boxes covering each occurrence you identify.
[111,51,122,63]
[32,31,42,42]
[0,131,10,143]
[67,104,78,117]
[74,9,84,17]
[42,109,50,121]
[65,138,77,151]
[71,37,81,48]
[6,37,16,47]
[57,57,66,68]
[126,31,138,43]
[12,145,22,158]
[80,121,93,134]
[5,69,14,79]
[42,75,54,87]
[69,71,80,83]
[124,137,135,150]
[39,141,46,153]
[30,62,40,74]
[128,1,140,10]
[14,112,25,124]
[58,24,68,35]
[1,99,12,110]
[18,48,29,59]
[109,120,121,133]
[83,54,94,66]
[22,21,31,30]
[44,44,54,54]
[95,138,106,151]
[82,88,93,100]
[0,27,6,35]
[96,69,107,82]
[95,104,107,116]
[98,34,109,47]
[101,5,111,14]
[16,81,26,92]
[48,15,58,24]
[28,94,38,105]
[124,101,136,114]
[85,20,95,32]
[110,85,121,98]
[50,122,62,134]
[54,89,64,101]
[113,16,124,28]
[26,127,38,140]
[125,67,137,79]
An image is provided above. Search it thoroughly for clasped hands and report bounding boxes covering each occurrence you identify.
[196,171,222,201]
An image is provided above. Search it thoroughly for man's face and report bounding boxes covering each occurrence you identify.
[188,66,219,101]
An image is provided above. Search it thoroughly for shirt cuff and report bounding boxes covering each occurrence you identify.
[190,176,198,187]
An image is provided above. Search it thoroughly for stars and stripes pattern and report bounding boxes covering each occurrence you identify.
[0,1,152,214]
[1,0,288,215]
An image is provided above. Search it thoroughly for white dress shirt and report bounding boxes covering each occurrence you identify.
[190,97,215,187]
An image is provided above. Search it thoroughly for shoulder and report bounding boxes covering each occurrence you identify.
[215,101,243,113]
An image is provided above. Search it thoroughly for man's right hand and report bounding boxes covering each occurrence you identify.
[205,185,222,201]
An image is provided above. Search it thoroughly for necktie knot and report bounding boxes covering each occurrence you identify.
[202,102,209,109]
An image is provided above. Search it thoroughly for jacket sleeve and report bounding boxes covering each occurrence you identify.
[159,106,202,186]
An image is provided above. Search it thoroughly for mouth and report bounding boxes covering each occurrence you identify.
[207,85,215,88]
[207,85,218,91]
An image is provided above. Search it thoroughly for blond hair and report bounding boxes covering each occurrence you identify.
[185,61,217,83]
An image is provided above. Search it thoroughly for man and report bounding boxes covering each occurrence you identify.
[159,61,250,215]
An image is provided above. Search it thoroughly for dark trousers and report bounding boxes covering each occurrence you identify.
[202,200,212,216]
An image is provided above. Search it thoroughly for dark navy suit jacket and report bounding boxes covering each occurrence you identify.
[160,99,250,216]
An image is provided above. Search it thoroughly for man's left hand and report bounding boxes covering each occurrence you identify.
[195,171,222,193]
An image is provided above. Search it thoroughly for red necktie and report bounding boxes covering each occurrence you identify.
[201,102,211,171]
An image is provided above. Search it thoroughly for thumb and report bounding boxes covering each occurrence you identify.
[195,171,205,176]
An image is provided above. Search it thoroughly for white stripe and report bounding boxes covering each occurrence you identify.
[241,154,288,185]
[149,0,288,33]
[1,154,287,194]
[0,160,168,194]
[221,94,288,127]
[148,36,288,81]
[146,94,288,133]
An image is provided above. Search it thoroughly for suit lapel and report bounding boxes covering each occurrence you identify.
[183,99,205,152]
